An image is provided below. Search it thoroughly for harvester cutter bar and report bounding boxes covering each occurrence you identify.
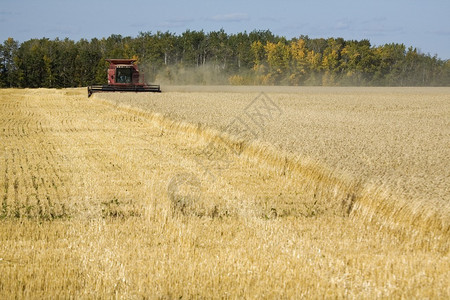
[88,85,161,97]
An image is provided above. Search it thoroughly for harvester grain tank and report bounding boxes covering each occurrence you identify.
[87,59,161,97]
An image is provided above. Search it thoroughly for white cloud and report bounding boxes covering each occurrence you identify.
[208,13,249,22]
[258,16,280,23]
[160,18,195,28]
[334,19,352,30]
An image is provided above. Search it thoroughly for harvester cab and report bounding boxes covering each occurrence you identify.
[88,59,161,97]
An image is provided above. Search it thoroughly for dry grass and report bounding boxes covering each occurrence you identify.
[0,87,449,298]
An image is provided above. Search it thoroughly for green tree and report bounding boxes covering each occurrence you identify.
[76,38,103,86]
[179,30,206,67]
[206,29,230,69]
[229,32,252,71]
[373,43,406,85]
[1,38,19,87]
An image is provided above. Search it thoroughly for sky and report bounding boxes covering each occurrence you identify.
[1,0,449,59]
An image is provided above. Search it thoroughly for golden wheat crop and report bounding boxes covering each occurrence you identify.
[0,87,449,299]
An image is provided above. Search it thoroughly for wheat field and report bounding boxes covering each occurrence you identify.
[0,87,449,298]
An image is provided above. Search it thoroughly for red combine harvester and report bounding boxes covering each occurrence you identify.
[88,59,161,97]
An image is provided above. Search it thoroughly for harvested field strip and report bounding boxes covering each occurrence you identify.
[97,97,449,247]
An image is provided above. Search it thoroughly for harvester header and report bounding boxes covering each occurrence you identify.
[88,59,161,97]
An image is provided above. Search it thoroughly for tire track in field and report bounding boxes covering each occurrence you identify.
[1,149,9,218]
[15,145,37,218]
[25,140,66,219]
[26,97,82,218]
[1,99,30,217]
[11,149,20,218]
[0,92,71,219]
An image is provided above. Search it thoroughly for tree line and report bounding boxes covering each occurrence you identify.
[1,30,449,88]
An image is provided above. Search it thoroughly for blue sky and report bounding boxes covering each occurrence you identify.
[1,0,449,59]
